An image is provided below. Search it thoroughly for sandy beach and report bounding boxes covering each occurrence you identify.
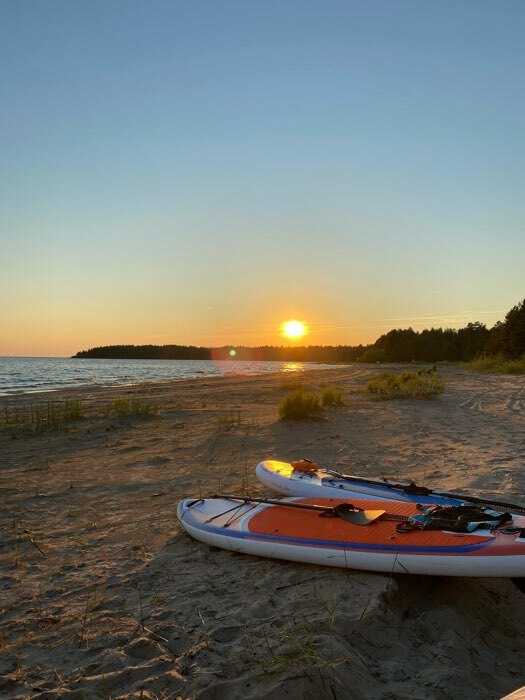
[1,363,525,700]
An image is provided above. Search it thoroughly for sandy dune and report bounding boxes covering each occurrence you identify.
[1,364,525,699]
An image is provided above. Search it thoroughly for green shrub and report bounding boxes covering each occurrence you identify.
[365,368,445,400]
[279,391,322,420]
[321,386,343,406]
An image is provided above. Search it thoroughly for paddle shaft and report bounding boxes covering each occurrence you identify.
[211,494,400,524]
[323,469,525,515]
[212,493,349,514]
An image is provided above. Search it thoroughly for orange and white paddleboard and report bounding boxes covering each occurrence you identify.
[177,496,525,577]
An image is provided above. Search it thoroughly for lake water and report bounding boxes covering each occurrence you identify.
[0,357,337,396]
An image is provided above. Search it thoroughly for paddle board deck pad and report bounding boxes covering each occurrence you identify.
[256,460,464,506]
[177,496,525,577]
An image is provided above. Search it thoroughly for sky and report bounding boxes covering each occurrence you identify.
[1,1,524,356]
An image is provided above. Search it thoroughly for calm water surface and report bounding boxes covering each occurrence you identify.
[0,357,337,396]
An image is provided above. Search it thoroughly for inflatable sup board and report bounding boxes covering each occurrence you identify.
[256,460,464,505]
[177,495,525,577]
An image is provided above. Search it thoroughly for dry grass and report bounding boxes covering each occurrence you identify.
[466,354,525,374]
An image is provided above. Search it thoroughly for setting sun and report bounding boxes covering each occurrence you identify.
[281,320,307,339]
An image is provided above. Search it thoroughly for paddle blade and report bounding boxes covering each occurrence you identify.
[335,505,385,525]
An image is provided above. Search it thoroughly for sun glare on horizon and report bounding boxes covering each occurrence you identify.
[281,320,307,340]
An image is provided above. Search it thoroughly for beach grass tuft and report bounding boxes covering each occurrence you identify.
[110,397,158,417]
[321,386,344,407]
[1,393,162,438]
[466,353,525,374]
[2,399,85,435]
[365,367,445,399]
[218,409,243,430]
[279,390,322,420]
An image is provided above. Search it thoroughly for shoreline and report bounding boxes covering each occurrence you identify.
[1,365,525,698]
[0,357,344,400]
[0,365,364,411]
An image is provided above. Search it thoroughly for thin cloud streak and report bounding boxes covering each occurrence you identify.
[382,310,504,325]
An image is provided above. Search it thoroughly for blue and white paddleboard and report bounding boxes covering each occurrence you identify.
[256,460,464,505]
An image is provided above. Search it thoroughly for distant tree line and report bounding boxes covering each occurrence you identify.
[483,299,525,358]
[73,344,366,363]
[359,324,490,363]
[360,298,525,363]
[73,298,524,364]
[74,344,210,360]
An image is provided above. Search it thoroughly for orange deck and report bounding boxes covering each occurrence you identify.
[247,498,493,548]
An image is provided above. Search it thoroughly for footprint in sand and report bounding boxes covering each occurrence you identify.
[210,625,242,644]
[149,456,171,466]
[125,636,167,660]
[460,396,483,411]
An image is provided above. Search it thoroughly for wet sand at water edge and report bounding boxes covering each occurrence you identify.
[1,364,525,699]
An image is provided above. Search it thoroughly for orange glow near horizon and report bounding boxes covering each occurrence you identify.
[281,320,307,340]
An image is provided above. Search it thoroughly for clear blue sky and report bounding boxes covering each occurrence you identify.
[1,1,523,355]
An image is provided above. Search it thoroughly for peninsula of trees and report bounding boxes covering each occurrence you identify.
[73,344,365,363]
[73,298,525,364]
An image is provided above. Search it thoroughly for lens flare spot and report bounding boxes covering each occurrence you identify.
[229,349,237,357]
[282,320,307,339]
